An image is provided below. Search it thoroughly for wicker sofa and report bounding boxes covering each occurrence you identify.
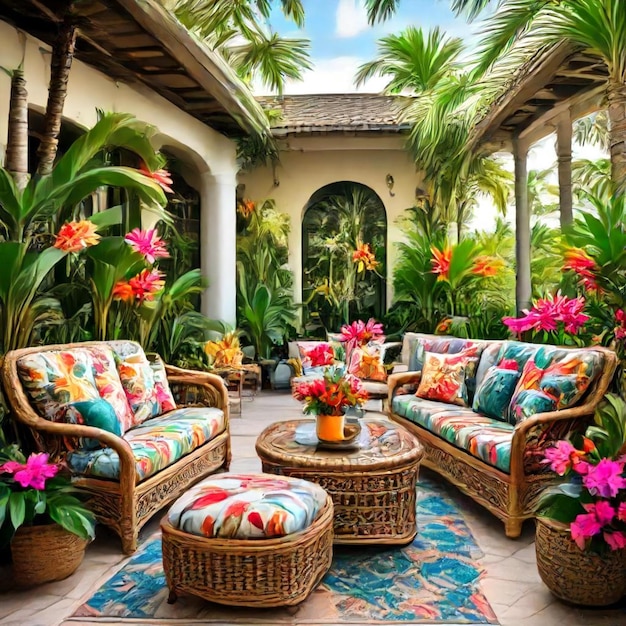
[386,334,618,537]
[1,340,231,553]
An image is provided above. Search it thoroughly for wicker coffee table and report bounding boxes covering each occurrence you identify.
[255,416,423,545]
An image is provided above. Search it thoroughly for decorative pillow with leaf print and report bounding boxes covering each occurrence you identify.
[148,354,177,414]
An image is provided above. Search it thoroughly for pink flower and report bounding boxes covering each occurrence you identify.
[604,531,626,551]
[139,163,174,193]
[339,319,385,353]
[582,458,626,498]
[614,309,626,341]
[124,228,169,264]
[570,512,602,550]
[0,453,59,490]
[618,502,626,522]
[543,440,584,475]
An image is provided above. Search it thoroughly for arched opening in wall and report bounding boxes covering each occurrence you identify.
[302,181,387,333]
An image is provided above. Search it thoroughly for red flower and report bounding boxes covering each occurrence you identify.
[563,248,600,293]
[128,269,165,303]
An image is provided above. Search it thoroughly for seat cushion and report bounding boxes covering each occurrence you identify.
[166,473,328,539]
[392,395,514,472]
[66,406,225,481]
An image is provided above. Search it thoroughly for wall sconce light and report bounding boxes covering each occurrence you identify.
[386,174,395,197]
[415,186,429,206]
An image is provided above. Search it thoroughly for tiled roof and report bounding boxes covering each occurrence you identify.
[256,94,411,135]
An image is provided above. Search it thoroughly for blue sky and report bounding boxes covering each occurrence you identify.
[258,0,477,95]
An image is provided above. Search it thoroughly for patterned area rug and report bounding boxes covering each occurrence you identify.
[71,477,498,624]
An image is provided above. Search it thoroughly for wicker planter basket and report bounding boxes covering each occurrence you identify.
[535,517,626,606]
[11,523,89,587]
[161,495,334,607]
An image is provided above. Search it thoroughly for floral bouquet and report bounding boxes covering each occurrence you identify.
[538,393,626,553]
[0,446,96,546]
[292,367,368,442]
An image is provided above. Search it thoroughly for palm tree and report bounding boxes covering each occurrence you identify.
[167,0,311,95]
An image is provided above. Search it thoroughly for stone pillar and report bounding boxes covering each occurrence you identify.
[513,137,532,314]
[199,171,237,325]
[556,110,573,227]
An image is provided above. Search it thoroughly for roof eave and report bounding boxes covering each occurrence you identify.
[117,0,269,137]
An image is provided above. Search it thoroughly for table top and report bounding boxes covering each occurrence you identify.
[255,416,423,471]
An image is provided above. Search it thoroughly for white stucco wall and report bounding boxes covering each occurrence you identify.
[0,20,239,324]
[238,134,424,309]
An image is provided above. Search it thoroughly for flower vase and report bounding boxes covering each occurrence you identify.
[11,523,89,587]
[316,413,345,442]
[535,517,626,606]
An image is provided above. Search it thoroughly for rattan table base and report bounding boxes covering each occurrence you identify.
[256,417,424,545]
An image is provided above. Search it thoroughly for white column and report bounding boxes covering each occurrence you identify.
[199,171,237,325]
[556,110,573,227]
[513,137,531,314]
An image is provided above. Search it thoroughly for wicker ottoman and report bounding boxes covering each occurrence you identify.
[161,473,334,607]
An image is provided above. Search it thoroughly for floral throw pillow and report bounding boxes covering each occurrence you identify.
[472,359,522,422]
[148,355,177,414]
[297,341,335,375]
[415,347,481,407]
[348,344,387,381]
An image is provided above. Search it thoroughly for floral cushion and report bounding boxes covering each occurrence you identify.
[66,406,225,481]
[348,344,387,381]
[148,355,177,414]
[297,341,335,375]
[392,395,514,472]
[415,346,481,407]
[166,473,328,539]
[472,360,522,422]
[109,341,160,426]
[17,349,101,421]
[508,347,604,423]
[89,345,135,432]
[409,337,479,373]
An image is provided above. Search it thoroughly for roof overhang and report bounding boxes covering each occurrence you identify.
[0,0,268,137]
[471,42,608,153]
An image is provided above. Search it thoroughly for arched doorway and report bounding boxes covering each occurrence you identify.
[302,181,387,333]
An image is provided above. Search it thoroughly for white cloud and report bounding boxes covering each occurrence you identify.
[335,0,369,38]
[254,56,387,95]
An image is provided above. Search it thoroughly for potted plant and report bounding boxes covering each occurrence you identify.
[535,393,626,606]
[292,366,368,442]
[0,446,96,587]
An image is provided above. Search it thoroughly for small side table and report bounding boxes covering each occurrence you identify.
[255,417,423,545]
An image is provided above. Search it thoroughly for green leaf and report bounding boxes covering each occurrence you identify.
[9,492,26,530]
[0,484,10,528]
[89,205,123,228]
[47,493,96,540]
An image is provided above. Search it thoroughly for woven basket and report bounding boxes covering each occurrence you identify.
[161,495,334,607]
[535,517,626,606]
[11,523,89,587]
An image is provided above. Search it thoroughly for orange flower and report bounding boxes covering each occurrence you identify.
[431,246,451,281]
[237,198,256,218]
[54,220,100,253]
[563,247,599,292]
[139,163,173,193]
[112,281,134,302]
[352,242,379,272]
[472,255,503,277]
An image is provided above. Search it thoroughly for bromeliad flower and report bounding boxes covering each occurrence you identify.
[430,245,451,281]
[112,281,134,302]
[54,220,100,253]
[124,228,169,264]
[339,319,385,353]
[472,255,504,277]
[563,247,599,292]
[352,242,379,272]
[128,269,165,302]
[139,163,173,193]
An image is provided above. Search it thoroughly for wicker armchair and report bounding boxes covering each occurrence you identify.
[1,341,231,553]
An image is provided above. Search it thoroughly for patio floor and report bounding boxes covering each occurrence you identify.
[0,390,622,626]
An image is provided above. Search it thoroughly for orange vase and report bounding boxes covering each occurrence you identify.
[316,414,345,442]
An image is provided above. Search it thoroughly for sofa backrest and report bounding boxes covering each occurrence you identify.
[14,341,176,440]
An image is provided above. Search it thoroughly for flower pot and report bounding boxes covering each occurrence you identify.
[535,517,626,606]
[316,414,345,442]
[11,523,89,587]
